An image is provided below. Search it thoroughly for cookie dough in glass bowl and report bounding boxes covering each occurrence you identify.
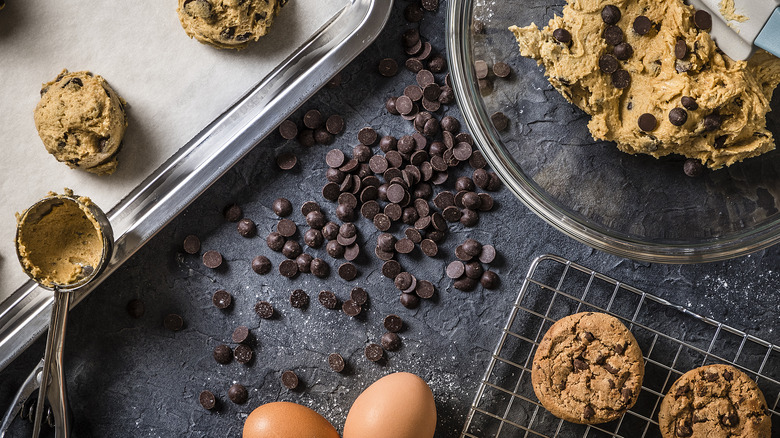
[447,0,780,263]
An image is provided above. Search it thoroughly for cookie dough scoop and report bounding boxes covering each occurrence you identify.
[14,190,113,438]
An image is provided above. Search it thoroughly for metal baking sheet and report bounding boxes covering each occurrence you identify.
[0,0,393,370]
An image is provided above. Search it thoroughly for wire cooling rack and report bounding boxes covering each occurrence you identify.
[461,254,780,438]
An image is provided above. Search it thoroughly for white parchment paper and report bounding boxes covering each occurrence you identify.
[0,0,347,297]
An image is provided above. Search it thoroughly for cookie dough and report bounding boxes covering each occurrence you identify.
[510,0,780,169]
[658,364,771,438]
[16,189,106,288]
[34,70,127,175]
[531,312,644,424]
[177,0,287,50]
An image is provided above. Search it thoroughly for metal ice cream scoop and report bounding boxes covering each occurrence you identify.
[9,192,113,438]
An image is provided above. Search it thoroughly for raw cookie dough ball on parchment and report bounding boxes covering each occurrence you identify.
[177,0,288,50]
[531,312,645,424]
[33,70,127,175]
[658,364,771,438]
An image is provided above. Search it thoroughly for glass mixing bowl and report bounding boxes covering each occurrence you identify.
[447,0,780,263]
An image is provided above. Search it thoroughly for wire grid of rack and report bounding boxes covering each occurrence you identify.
[461,254,780,438]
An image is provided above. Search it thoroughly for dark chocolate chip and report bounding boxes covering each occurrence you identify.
[481,270,500,289]
[638,113,657,131]
[603,25,624,46]
[326,149,346,168]
[384,314,403,333]
[266,232,285,252]
[614,42,633,60]
[350,287,368,305]
[553,28,571,44]
[282,240,302,259]
[633,16,652,35]
[224,204,242,222]
[328,353,346,372]
[378,58,398,77]
[415,280,435,298]
[365,343,384,362]
[202,250,223,269]
[214,344,233,364]
[272,198,293,217]
[382,260,402,279]
[126,299,145,319]
[237,218,256,237]
[381,332,401,351]
[235,344,253,364]
[675,39,689,59]
[694,10,712,30]
[490,112,509,131]
[342,299,361,316]
[279,119,298,140]
[318,290,338,309]
[227,384,247,405]
[290,289,309,309]
[276,152,297,170]
[277,219,297,238]
[232,325,250,344]
[183,235,201,254]
[296,253,313,273]
[304,228,324,248]
[199,390,216,410]
[669,108,688,126]
[394,272,413,291]
[704,113,721,131]
[279,259,299,278]
[254,301,274,319]
[400,292,420,308]
[446,261,466,279]
[611,69,631,89]
[420,239,438,257]
[303,109,323,129]
[601,5,621,24]
[681,96,698,111]
[281,370,299,389]
[338,263,358,281]
[212,290,232,309]
[358,127,378,146]
[493,62,511,78]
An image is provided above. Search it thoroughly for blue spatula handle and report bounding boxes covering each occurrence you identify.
[756,7,780,58]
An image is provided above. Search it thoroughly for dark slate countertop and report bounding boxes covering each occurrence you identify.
[2,2,779,437]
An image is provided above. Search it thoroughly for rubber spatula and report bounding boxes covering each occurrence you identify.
[687,0,780,60]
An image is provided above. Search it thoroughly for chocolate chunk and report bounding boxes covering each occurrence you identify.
[328,353,346,372]
[281,370,299,389]
[611,69,631,89]
[272,198,293,217]
[279,120,298,140]
[601,5,621,24]
[573,358,589,371]
[481,270,500,289]
[202,250,223,269]
[228,384,248,405]
[704,113,721,131]
[694,10,712,30]
[254,301,274,319]
[223,204,242,222]
[381,332,401,351]
[603,363,619,374]
[342,299,362,316]
[384,314,403,333]
[675,39,689,59]
[232,325,251,344]
[279,259,299,278]
[378,58,398,77]
[614,342,626,354]
[669,108,688,126]
[720,405,739,427]
[235,344,253,364]
[614,42,633,60]
[212,290,232,309]
[675,384,691,398]
[365,343,384,362]
[553,28,571,44]
[213,344,233,364]
[237,218,256,237]
[338,263,358,281]
[126,299,145,319]
[681,96,698,110]
[638,113,657,132]
[276,152,297,170]
[183,235,200,254]
[603,25,624,46]
[199,390,216,410]
[633,16,652,35]
[266,232,285,251]
[723,370,733,381]
[620,387,633,404]
[319,290,338,309]
[675,418,693,437]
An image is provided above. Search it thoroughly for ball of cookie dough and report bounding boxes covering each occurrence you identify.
[531,312,645,424]
[34,70,127,175]
[177,0,287,50]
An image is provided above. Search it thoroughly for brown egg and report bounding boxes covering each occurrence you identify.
[343,372,437,438]
[243,402,340,438]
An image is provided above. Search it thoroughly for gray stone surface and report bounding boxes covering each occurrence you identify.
[1,2,779,437]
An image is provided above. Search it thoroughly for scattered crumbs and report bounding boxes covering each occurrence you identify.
[719,0,748,23]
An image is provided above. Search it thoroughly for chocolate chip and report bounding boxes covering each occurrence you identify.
[279,120,298,140]
[490,112,509,131]
[234,344,253,365]
[416,69,435,87]
[400,292,420,308]
[296,253,313,273]
[637,113,657,132]
[281,370,299,389]
[342,299,361,317]
[382,260,402,279]
[614,42,633,60]
[583,405,596,419]
[553,28,571,44]
[276,152,297,170]
[381,332,401,351]
[279,259,299,278]
[266,232,285,251]
[302,229,323,248]
[384,314,403,333]
[681,96,698,111]
[224,204,242,222]
[446,260,466,279]
[277,218,297,238]
[612,69,631,89]
[272,198,293,217]
[492,61,511,78]
[237,218,256,237]
[338,263,358,281]
[394,272,413,291]
[328,353,345,372]
[319,290,338,309]
[126,299,145,319]
[183,235,200,254]
[420,239,438,257]
[669,108,688,126]
[479,270,499,289]
[694,10,712,30]
[633,15,652,35]
[254,301,274,319]
[601,5,621,24]
[212,290,232,309]
[213,344,233,364]
[378,58,398,77]
[704,113,721,131]
[720,405,739,427]
[326,148,346,168]
[298,129,315,147]
[573,358,589,371]
[348,287,367,306]
[675,39,689,59]
[675,418,693,437]
[228,384,248,405]
[365,343,384,362]
[394,238,415,254]
[232,325,251,344]
[421,0,438,11]
[603,25,623,46]
[478,245,496,264]
[199,390,216,410]
[460,208,479,227]
[415,280,435,298]
[282,240,302,259]
[202,250,223,269]
[358,127,378,146]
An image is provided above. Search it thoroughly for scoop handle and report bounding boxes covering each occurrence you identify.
[756,8,780,58]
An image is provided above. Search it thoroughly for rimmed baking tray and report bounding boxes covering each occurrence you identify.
[0,0,393,371]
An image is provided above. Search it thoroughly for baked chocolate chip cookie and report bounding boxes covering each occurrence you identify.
[177,0,287,50]
[659,364,771,438]
[34,70,127,175]
[532,312,645,424]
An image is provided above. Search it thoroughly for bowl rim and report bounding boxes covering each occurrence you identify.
[445,0,780,263]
